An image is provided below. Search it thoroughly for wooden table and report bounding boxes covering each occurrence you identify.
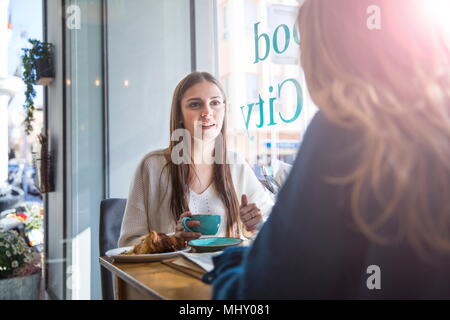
[99,256,212,300]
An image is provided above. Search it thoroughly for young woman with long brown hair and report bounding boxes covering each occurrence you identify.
[118,72,274,247]
[205,0,450,299]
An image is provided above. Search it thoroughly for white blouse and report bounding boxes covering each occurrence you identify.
[188,185,228,237]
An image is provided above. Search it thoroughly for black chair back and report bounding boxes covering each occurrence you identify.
[99,198,127,300]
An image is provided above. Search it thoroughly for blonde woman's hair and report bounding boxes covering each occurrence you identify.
[299,0,450,258]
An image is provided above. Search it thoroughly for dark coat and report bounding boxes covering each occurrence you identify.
[204,111,450,299]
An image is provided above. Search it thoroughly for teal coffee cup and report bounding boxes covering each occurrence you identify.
[181,214,221,235]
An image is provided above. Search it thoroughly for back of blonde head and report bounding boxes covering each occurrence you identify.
[299,0,450,258]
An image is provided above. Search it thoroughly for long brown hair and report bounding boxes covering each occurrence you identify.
[162,72,241,237]
[299,0,450,257]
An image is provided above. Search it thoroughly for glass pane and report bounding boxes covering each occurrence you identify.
[64,0,192,299]
[2,0,45,297]
[107,0,191,198]
[65,0,104,299]
[217,0,317,186]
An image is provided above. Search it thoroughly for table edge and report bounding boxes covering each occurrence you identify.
[99,256,165,300]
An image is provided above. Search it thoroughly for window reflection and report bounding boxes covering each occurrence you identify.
[217,0,317,185]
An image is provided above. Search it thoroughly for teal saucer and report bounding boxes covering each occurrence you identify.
[188,237,243,253]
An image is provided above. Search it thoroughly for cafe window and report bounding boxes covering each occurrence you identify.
[216,0,317,183]
[43,0,318,299]
[61,0,192,299]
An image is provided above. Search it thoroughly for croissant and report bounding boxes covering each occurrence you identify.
[123,231,185,255]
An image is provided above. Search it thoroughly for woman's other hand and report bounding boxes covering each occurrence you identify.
[239,194,263,232]
[175,211,202,241]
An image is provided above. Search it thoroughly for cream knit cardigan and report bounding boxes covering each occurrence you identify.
[118,150,275,247]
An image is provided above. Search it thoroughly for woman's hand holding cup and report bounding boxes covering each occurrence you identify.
[175,211,202,241]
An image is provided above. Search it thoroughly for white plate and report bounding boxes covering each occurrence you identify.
[106,246,191,262]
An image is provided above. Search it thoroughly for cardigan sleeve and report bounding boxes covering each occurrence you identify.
[241,160,274,220]
[229,153,275,239]
[118,157,151,247]
[230,152,274,219]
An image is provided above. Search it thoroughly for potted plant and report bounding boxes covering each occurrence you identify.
[3,203,44,247]
[21,39,55,135]
[0,230,42,300]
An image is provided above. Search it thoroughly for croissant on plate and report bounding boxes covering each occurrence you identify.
[122,231,185,255]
